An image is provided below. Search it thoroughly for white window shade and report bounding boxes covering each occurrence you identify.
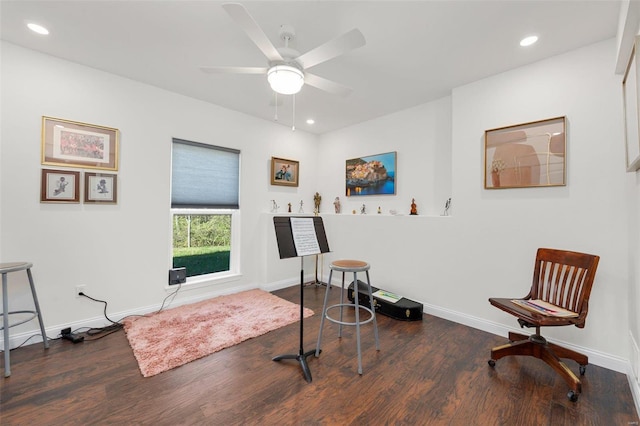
[171,139,240,209]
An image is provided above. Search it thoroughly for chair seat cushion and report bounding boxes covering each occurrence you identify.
[489,297,582,327]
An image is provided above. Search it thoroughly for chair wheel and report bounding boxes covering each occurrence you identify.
[488,359,496,367]
[567,390,578,402]
[579,365,586,375]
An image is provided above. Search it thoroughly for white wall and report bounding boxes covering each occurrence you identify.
[1,37,634,380]
[0,41,319,337]
[317,39,629,372]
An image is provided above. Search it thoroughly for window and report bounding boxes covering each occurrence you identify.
[171,139,240,281]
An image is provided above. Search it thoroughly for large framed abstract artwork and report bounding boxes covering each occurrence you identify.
[484,117,566,189]
[623,37,640,172]
[345,151,396,196]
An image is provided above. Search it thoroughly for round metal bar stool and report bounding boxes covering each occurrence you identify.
[315,259,380,374]
[1,262,49,377]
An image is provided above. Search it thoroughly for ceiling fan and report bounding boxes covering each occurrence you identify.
[201,3,366,97]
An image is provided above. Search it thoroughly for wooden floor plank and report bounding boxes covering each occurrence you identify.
[1,285,637,425]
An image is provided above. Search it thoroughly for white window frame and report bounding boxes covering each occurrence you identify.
[169,208,241,290]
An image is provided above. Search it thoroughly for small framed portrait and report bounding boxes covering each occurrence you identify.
[84,172,117,204]
[271,157,299,187]
[40,169,80,203]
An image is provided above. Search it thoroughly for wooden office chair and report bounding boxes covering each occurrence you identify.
[488,248,600,402]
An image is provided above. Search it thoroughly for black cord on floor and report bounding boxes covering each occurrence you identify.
[78,284,182,341]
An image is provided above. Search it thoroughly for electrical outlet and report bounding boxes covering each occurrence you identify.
[75,285,86,297]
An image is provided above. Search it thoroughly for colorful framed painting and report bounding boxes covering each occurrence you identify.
[484,116,566,189]
[271,157,299,187]
[40,168,80,203]
[42,116,119,171]
[345,151,396,196]
[84,172,117,204]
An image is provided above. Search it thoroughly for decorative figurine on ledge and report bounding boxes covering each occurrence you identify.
[271,200,279,213]
[360,204,366,214]
[298,200,304,213]
[288,202,292,213]
[377,206,382,214]
[313,192,322,215]
[410,198,418,215]
[333,197,341,214]
[442,198,451,216]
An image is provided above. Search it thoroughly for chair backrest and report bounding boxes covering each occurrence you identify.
[529,248,600,327]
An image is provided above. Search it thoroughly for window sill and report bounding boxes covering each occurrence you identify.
[164,272,242,292]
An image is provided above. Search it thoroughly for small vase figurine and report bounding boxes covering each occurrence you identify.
[333,197,341,214]
[288,202,292,213]
[410,198,418,215]
[298,200,304,213]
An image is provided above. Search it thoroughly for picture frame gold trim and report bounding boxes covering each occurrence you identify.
[270,157,299,187]
[41,116,119,171]
[40,168,80,203]
[484,116,566,189]
[84,172,118,204]
[622,37,640,172]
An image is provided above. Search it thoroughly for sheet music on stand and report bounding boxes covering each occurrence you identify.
[290,217,321,257]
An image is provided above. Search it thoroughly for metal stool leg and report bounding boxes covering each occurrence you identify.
[338,271,345,337]
[26,268,48,350]
[365,270,380,351]
[354,271,363,374]
[315,269,334,356]
[2,273,11,377]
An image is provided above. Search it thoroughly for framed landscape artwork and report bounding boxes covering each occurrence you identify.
[40,168,80,203]
[271,157,299,187]
[42,116,119,171]
[345,151,396,196]
[484,117,566,189]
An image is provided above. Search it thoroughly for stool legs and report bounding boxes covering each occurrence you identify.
[27,268,49,351]
[1,267,49,378]
[315,268,333,357]
[2,272,10,377]
[315,266,379,375]
[364,270,380,351]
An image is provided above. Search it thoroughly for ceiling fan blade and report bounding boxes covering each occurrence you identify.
[200,66,267,74]
[304,73,353,97]
[222,3,283,62]
[297,28,365,69]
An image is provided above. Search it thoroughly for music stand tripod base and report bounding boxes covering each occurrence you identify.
[272,348,320,383]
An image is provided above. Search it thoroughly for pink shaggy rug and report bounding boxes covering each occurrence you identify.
[122,289,313,377]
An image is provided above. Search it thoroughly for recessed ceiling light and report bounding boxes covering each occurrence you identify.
[27,22,49,35]
[306,119,315,125]
[520,35,538,47]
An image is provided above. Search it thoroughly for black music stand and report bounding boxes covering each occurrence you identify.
[272,216,330,382]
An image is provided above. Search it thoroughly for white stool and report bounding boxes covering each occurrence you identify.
[1,262,49,377]
[315,259,380,374]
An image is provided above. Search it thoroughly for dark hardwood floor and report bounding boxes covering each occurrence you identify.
[1,284,638,425]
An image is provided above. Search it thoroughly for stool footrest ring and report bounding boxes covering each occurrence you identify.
[0,310,39,330]
[325,303,375,327]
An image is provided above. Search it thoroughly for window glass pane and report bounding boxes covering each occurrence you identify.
[172,214,231,277]
[171,139,240,209]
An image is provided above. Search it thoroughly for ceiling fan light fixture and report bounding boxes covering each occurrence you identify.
[267,65,304,95]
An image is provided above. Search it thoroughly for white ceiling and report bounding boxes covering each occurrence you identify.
[0,1,622,135]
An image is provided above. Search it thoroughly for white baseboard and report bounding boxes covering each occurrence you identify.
[421,300,629,374]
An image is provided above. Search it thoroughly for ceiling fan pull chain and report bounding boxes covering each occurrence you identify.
[292,94,296,131]
[274,92,278,121]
